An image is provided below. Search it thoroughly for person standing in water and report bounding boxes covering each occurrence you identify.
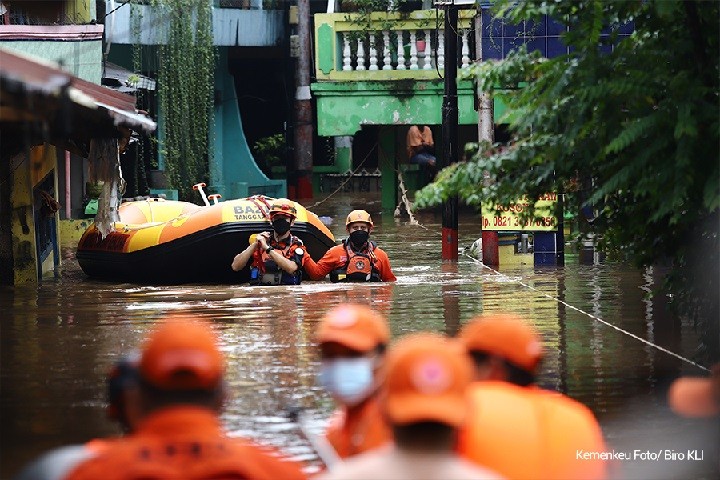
[303,210,396,283]
[231,198,307,285]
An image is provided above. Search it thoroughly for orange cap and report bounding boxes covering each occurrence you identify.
[316,303,390,352]
[668,377,720,418]
[459,313,544,373]
[139,317,225,391]
[381,332,472,427]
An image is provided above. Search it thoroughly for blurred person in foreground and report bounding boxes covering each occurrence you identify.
[667,363,720,476]
[315,304,392,459]
[456,313,608,480]
[669,363,720,418]
[317,332,503,480]
[16,317,306,480]
[303,210,396,283]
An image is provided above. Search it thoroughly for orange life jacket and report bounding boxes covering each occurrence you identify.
[331,241,381,282]
[250,235,305,285]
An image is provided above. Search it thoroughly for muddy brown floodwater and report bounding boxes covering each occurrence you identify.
[1,192,717,479]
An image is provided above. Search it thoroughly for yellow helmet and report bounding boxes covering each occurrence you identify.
[345,209,373,228]
[269,198,297,218]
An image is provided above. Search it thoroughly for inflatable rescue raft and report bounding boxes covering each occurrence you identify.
[76,195,335,284]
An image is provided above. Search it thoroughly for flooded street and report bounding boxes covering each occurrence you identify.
[1,192,717,479]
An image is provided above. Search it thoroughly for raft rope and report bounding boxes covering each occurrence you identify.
[247,195,273,220]
[460,251,710,372]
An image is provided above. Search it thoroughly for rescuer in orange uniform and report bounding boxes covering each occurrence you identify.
[456,313,608,480]
[315,304,392,459]
[317,333,502,480]
[16,317,307,480]
[231,198,307,285]
[303,210,396,283]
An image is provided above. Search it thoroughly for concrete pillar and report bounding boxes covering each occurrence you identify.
[380,129,397,211]
[334,136,352,172]
[482,230,498,266]
[11,151,38,284]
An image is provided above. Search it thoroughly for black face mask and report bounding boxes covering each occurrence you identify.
[271,217,291,236]
[349,230,369,248]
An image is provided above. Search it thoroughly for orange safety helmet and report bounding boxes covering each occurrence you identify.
[315,303,390,352]
[269,198,297,218]
[345,209,374,229]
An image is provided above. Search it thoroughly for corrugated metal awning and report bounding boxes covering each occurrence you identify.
[0,47,156,135]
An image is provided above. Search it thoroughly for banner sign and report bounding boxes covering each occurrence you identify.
[481,193,558,232]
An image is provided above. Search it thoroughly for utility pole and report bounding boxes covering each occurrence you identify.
[441,3,459,261]
[475,6,497,266]
[294,0,314,199]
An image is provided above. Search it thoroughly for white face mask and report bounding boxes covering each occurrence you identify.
[319,357,375,406]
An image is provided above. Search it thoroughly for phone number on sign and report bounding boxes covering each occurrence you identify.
[484,216,556,228]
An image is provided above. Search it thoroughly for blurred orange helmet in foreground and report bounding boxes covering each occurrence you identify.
[139,317,225,391]
[668,365,720,418]
[315,303,389,352]
[459,313,544,374]
[381,333,472,427]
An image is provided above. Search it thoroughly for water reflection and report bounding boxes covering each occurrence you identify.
[0,192,716,479]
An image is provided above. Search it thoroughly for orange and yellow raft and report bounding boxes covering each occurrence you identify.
[76,195,335,284]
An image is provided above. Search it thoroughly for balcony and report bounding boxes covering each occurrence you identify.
[314,10,475,81]
[312,10,487,136]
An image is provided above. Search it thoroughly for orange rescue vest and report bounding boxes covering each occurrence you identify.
[250,235,305,285]
[331,241,381,282]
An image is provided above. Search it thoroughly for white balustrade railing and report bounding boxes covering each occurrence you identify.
[461,30,470,68]
[338,27,473,73]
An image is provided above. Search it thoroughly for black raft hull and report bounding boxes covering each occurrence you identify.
[76,221,335,285]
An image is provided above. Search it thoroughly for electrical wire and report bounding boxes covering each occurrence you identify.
[104,0,131,19]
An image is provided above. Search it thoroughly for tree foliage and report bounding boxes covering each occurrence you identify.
[415,0,719,359]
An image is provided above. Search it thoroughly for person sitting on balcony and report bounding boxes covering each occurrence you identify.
[406,125,436,168]
[406,125,437,184]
